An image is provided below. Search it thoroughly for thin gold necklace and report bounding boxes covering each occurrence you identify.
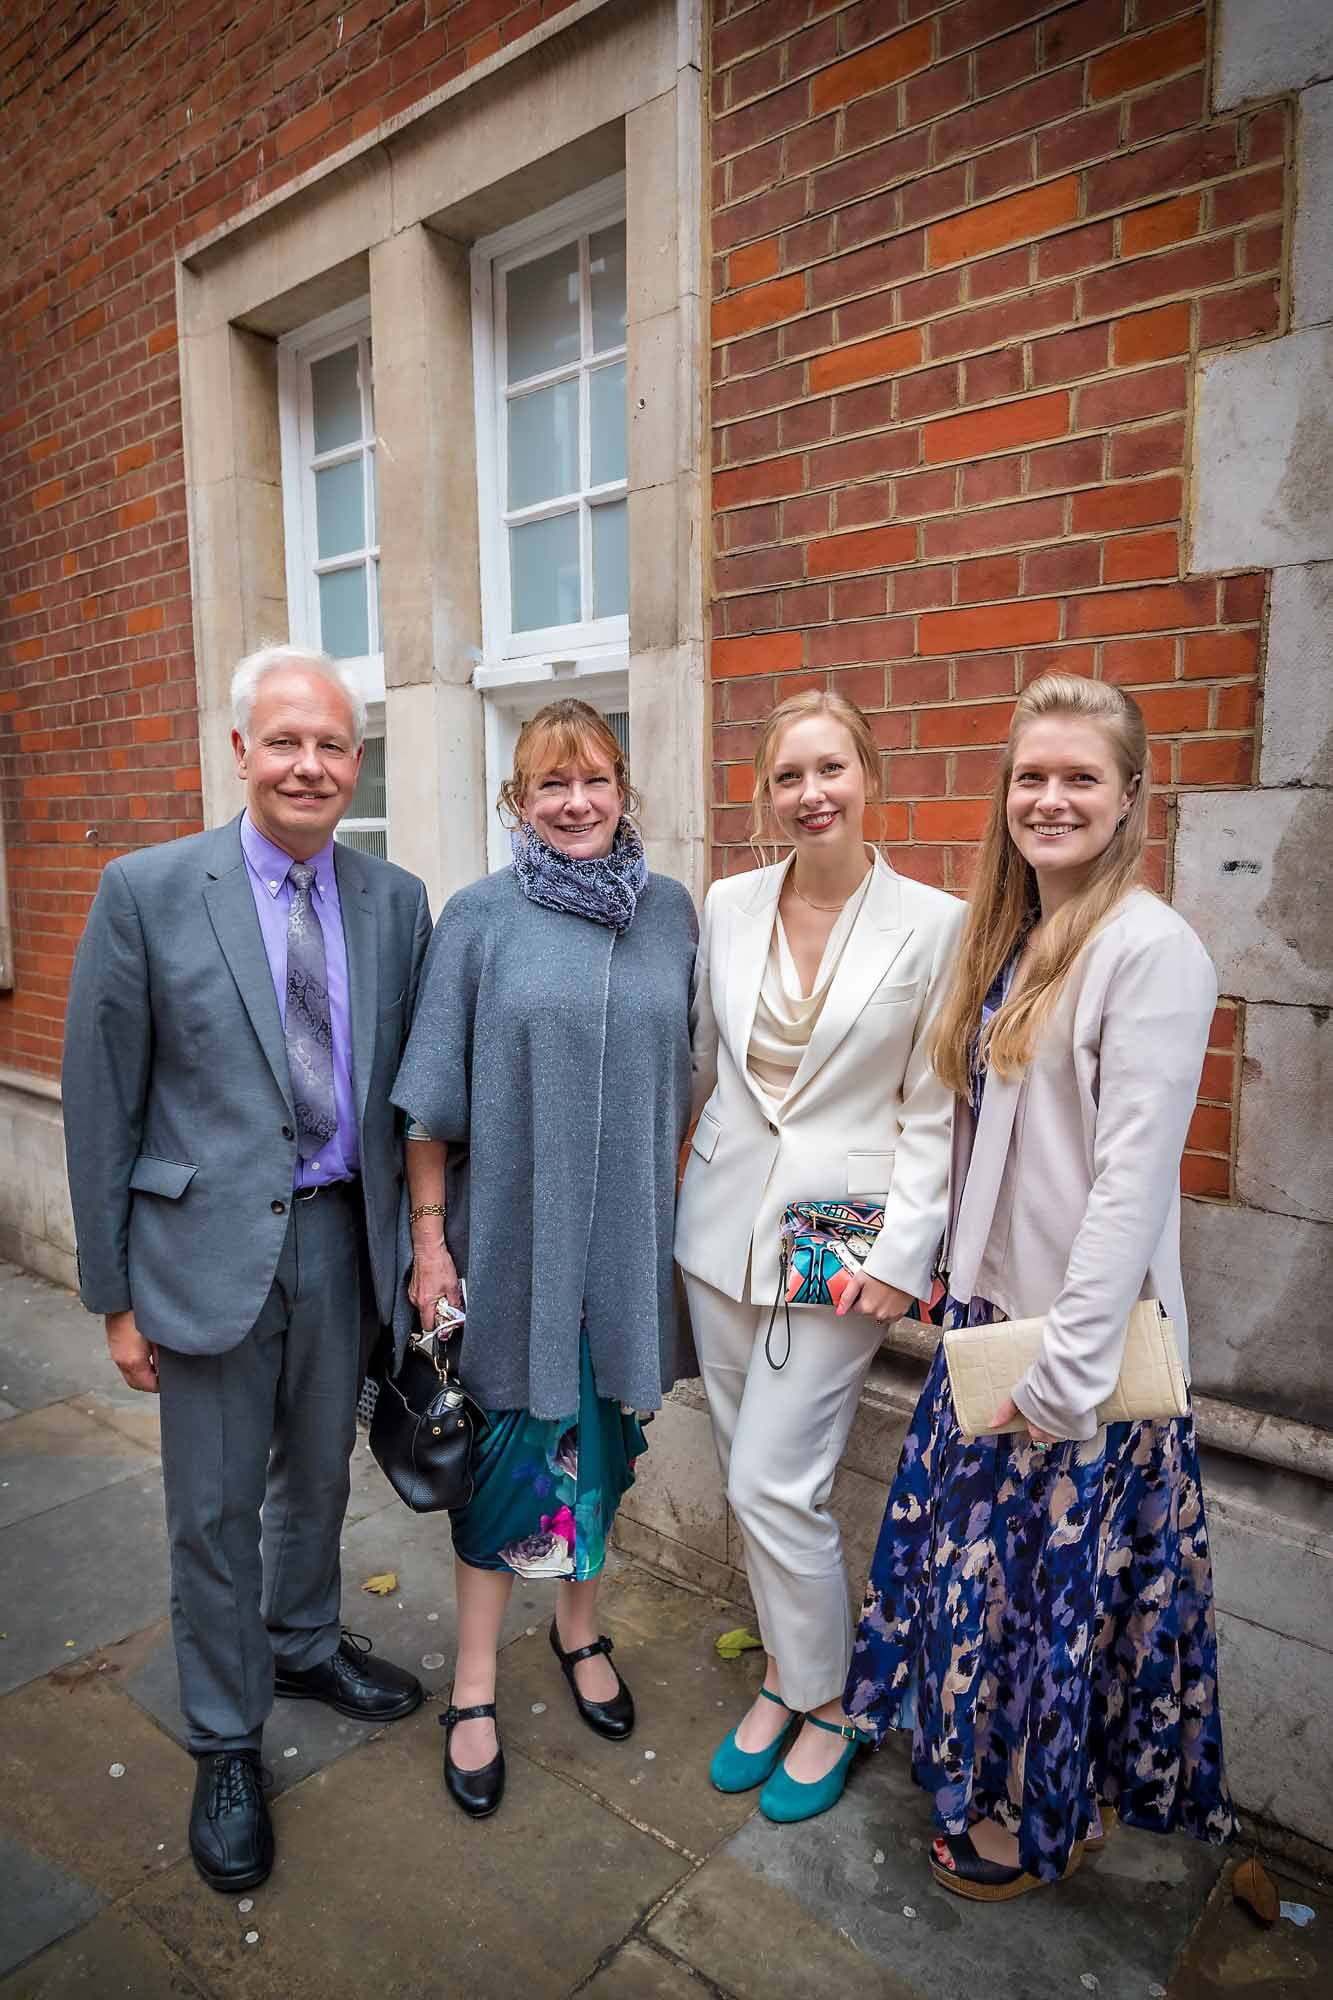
[789,868,869,915]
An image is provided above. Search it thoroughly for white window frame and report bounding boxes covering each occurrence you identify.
[277,297,384,711]
[472,176,631,863]
[337,702,388,858]
[471,173,629,673]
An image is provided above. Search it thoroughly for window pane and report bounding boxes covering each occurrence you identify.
[349,733,386,820]
[508,378,579,509]
[605,708,630,762]
[591,499,627,619]
[589,222,627,353]
[318,565,370,658]
[367,448,377,539]
[510,511,580,632]
[589,360,626,487]
[336,826,388,859]
[315,459,365,558]
[506,241,580,383]
[310,346,362,453]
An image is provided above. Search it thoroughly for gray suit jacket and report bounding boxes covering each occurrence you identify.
[62,815,432,1355]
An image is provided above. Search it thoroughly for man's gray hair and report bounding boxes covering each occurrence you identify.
[230,643,367,747]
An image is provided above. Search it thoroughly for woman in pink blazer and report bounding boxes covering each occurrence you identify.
[845,673,1237,1901]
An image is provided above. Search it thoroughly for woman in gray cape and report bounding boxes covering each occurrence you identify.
[392,699,697,1820]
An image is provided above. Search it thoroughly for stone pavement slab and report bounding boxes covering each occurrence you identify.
[0,1647,193,1902]
[0,1401,157,1530]
[122,1467,557,1790]
[0,1265,131,1415]
[0,1475,170,1694]
[0,1906,208,1999]
[1170,1855,1331,1998]
[655,1737,1227,2000]
[123,1719,690,2000]
[0,1832,103,1982]
[501,1563,766,1859]
[649,1849,917,2000]
[580,1937,717,1998]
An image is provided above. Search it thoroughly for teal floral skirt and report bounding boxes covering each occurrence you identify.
[451,1332,647,1581]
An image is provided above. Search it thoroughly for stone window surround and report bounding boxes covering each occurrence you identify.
[176,0,706,917]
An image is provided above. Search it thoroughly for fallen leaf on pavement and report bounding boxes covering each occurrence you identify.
[714,1627,762,1660]
[1233,1856,1279,1924]
[361,1571,398,1596]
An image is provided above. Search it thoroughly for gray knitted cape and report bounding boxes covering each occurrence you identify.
[390,866,697,1419]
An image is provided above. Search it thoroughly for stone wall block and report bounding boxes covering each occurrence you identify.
[1215,1616,1333,1847]
[1173,789,1333,1005]
[1259,561,1333,787]
[1183,1200,1333,1426]
[0,1090,75,1291]
[626,90,679,327]
[1293,80,1333,330]
[628,309,681,493]
[629,641,707,895]
[1190,326,1333,573]
[1236,1003,1333,1222]
[1215,0,1333,109]
[617,1391,729,1564]
[629,483,681,653]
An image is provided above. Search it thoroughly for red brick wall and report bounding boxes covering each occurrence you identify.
[0,0,578,1077]
[707,0,1286,1197]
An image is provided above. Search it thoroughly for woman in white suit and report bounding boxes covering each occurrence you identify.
[676,689,964,1824]
[845,673,1236,1900]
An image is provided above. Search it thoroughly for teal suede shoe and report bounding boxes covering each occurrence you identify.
[709,1688,796,1794]
[758,1713,866,1824]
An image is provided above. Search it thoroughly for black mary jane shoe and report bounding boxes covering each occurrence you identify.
[274,1629,423,1723]
[189,1750,274,1893]
[440,1702,505,1818]
[548,1621,635,1741]
[929,1829,1085,1903]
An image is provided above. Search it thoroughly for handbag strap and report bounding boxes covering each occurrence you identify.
[764,1263,793,1371]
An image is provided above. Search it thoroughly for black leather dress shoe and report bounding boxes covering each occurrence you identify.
[440,1702,505,1818]
[273,1630,422,1722]
[189,1751,274,1892]
[549,1622,635,1740]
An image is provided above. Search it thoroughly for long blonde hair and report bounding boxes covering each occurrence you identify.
[748,688,881,859]
[931,674,1149,1095]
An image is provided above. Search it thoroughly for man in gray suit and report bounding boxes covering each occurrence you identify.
[63,644,431,1891]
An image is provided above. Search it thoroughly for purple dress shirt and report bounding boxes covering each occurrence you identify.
[239,813,359,1189]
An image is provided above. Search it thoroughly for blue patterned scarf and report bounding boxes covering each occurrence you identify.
[510,817,648,933]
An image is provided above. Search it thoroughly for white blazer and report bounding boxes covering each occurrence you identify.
[946,889,1217,1441]
[674,854,965,1306]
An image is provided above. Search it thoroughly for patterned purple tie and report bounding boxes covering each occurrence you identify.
[285,863,337,1160]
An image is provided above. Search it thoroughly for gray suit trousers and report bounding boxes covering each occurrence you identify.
[155,1181,365,1753]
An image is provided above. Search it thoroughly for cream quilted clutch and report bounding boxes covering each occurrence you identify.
[943,1298,1189,1438]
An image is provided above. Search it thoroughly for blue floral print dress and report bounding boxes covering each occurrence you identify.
[843,963,1237,1881]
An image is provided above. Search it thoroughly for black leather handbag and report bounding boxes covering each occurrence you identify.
[368,1330,481,1514]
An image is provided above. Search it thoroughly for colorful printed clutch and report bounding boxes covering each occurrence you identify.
[778,1200,885,1311]
[765,1199,943,1370]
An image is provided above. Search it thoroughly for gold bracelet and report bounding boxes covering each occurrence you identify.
[409,1202,446,1224]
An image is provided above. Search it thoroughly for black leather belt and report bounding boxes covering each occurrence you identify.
[293,1174,360,1203]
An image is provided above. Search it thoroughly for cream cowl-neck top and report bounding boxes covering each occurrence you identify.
[746,871,873,1113]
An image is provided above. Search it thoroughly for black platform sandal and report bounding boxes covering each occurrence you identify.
[930,1829,1085,1902]
[440,1701,504,1818]
[548,1621,634,1740]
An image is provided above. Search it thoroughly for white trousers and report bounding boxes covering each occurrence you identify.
[683,1273,886,1713]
